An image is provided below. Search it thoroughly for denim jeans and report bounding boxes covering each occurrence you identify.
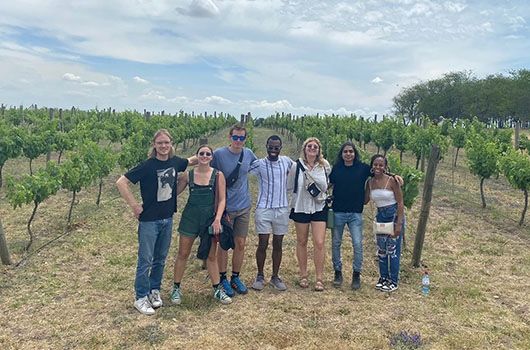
[332,212,363,273]
[375,203,404,284]
[135,218,173,299]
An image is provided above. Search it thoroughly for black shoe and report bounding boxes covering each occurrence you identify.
[351,271,361,290]
[333,270,343,287]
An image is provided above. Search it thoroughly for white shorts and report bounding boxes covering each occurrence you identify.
[254,207,290,235]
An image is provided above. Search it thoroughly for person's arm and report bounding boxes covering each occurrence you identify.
[187,155,198,166]
[364,179,371,205]
[176,172,189,196]
[116,175,143,219]
[391,177,405,237]
[212,172,226,235]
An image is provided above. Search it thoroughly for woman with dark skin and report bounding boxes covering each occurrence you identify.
[364,154,405,292]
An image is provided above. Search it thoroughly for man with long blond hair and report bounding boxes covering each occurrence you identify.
[116,129,197,315]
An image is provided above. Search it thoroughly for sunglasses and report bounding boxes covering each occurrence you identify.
[267,146,281,151]
[231,135,246,141]
[343,150,354,154]
[306,144,319,150]
[198,151,212,157]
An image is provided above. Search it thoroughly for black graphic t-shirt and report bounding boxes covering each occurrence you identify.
[125,156,188,221]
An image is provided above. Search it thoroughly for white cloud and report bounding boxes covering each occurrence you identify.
[177,0,220,18]
[81,81,99,87]
[133,76,149,84]
[63,73,82,82]
[372,77,383,84]
[203,95,232,105]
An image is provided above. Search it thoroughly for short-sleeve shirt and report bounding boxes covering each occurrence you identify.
[211,146,257,212]
[249,156,294,209]
[125,156,188,221]
[329,161,371,213]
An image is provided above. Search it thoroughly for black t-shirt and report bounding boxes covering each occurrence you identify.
[329,161,371,213]
[125,156,188,221]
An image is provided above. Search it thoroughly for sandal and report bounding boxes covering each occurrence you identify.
[314,280,324,292]
[299,277,309,289]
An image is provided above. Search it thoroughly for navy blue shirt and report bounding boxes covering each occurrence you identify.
[329,161,371,213]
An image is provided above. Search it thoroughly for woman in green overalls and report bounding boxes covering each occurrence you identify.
[170,145,232,305]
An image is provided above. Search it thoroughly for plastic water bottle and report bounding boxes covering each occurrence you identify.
[422,272,430,296]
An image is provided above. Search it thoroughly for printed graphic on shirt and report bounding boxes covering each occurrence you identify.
[157,167,175,202]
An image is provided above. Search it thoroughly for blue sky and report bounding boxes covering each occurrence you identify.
[0,0,528,118]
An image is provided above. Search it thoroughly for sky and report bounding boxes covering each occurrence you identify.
[0,0,528,119]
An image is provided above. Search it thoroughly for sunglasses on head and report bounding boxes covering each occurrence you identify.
[306,144,319,150]
[198,151,212,157]
[231,135,246,141]
[267,146,281,151]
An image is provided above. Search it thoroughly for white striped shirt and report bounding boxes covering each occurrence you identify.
[249,156,294,209]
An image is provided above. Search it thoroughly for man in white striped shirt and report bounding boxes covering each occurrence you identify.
[249,135,294,291]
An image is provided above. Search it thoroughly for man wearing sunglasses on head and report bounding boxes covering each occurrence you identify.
[211,124,257,296]
[248,135,294,291]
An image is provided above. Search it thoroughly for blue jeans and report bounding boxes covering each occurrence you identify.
[135,218,173,299]
[332,212,363,273]
[375,204,404,284]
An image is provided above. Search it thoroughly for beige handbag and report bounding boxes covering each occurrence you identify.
[373,221,394,235]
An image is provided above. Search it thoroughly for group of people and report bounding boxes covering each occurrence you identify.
[116,124,405,316]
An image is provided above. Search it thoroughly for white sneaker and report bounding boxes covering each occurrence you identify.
[148,289,163,308]
[134,296,155,315]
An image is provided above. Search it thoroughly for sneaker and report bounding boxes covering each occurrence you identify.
[270,276,287,291]
[230,276,248,294]
[333,270,343,287]
[252,275,266,291]
[134,296,155,315]
[221,278,235,297]
[148,289,163,308]
[382,281,398,292]
[351,271,361,290]
[375,277,387,291]
[170,285,182,305]
[213,286,233,304]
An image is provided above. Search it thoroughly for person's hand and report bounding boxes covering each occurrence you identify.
[395,175,404,187]
[212,219,222,235]
[392,225,401,238]
[132,204,143,219]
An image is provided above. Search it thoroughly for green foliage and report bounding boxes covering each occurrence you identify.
[373,118,395,154]
[465,133,500,180]
[500,150,530,192]
[118,132,151,170]
[6,163,61,208]
[392,119,409,154]
[0,123,22,166]
[60,153,96,193]
[450,123,466,149]
[387,154,424,209]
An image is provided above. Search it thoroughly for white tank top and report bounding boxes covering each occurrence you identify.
[369,177,397,208]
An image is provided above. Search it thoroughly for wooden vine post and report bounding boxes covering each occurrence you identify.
[0,217,13,265]
[412,144,441,267]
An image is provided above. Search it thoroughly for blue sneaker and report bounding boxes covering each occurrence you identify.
[230,276,248,294]
[221,278,235,297]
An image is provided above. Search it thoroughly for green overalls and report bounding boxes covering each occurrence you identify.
[178,169,217,237]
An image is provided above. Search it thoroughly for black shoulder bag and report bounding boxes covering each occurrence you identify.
[225,151,244,188]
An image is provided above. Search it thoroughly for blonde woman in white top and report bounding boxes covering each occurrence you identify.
[364,154,404,292]
[288,137,331,291]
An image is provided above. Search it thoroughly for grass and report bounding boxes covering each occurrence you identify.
[0,127,529,349]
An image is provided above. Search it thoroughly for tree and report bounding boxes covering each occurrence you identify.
[500,150,530,225]
[465,133,501,208]
[6,163,61,250]
[60,154,95,225]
